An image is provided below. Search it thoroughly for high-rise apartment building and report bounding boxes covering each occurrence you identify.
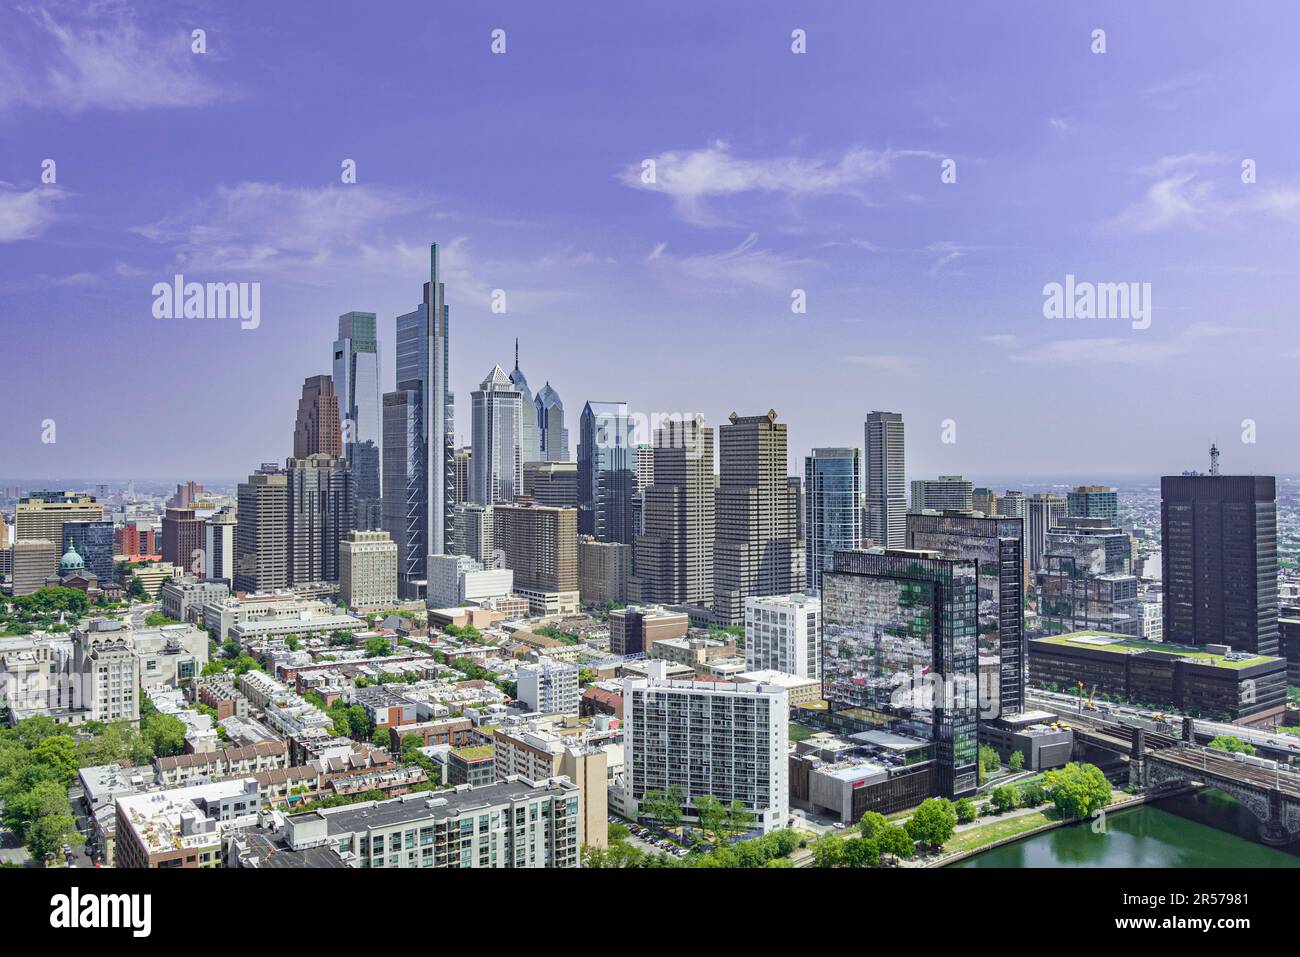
[491,502,579,615]
[909,475,974,514]
[713,411,803,627]
[234,470,290,593]
[382,385,424,595]
[339,529,398,609]
[973,487,998,516]
[1161,474,1278,655]
[864,412,906,547]
[577,536,631,607]
[577,401,638,545]
[822,549,980,797]
[162,507,205,574]
[998,490,1025,518]
[522,461,579,509]
[906,512,1024,717]
[471,365,523,506]
[286,454,353,585]
[804,447,860,594]
[205,506,237,582]
[633,416,714,607]
[293,374,343,459]
[333,311,383,530]
[744,593,821,680]
[451,503,494,567]
[516,661,580,714]
[394,243,453,577]
[625,664,789,833]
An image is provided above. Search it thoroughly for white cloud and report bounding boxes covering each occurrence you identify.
[840,354,917,372]
[0,185,66,241]
[621,141,935,225]
[1010,322,1237,366]
[0,7,226,112]
[646,233,817,292]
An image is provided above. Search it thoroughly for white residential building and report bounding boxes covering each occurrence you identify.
[744,593,821,680]
[516,661,580,714]
[427,553,514,609]
[340,529,398,609]
[624,661,788,834]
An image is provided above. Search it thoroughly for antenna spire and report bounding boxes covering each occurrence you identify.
[1209,441,1220,477]
[514,337,519,371]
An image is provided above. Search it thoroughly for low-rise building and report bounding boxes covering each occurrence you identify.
[115,777,261,868]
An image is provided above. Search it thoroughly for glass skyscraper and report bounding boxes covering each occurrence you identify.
[382,388,424,594]
[577,401,638,544]
[333,311,383,530]
[822,549,979,797]
[804,447,860,594]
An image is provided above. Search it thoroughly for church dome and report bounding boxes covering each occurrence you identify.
[60,542,85,572]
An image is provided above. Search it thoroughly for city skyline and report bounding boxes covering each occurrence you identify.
[5,3,1300,480]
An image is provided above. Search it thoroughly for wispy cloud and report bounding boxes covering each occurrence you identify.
[840,354,917,372]
[0,6,227,112]
[0,184,67,242]
[1009,322,1238,366]
[646,233,817,292]
[620,141,936,225]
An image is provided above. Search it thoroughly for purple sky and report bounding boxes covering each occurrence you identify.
[2,0,1298,482]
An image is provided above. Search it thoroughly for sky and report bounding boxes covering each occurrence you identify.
[2,0,1299,484]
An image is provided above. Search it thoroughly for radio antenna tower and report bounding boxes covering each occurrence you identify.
[1209,442,1220,477]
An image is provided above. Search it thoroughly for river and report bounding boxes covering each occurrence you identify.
[950,789,1300,867]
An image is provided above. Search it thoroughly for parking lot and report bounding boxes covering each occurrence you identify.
[618,820,693,859]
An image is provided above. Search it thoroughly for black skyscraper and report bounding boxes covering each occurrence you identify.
[1160,474,1278,656]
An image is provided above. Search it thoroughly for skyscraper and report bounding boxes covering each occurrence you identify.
[822,549,980,798]
[491,502,579,615]
[394,243,453,578]
[470,365,523,506]
[508,339,542,466]
[60,520,115,584]
[204,505,236,582]
[235,470,290,593]
[633,416,715,606]
[1161,473,1278,656]
[1067,485,1119,523]
[804,447,861,594]
[333,311,383,530]
[452,446,471,505]
[906,512,1024,718]
[293,375,343,459]
[382,386,424,595]
[162,507,205,575]
[713,410,804,627]
[1024,492,1067,573]
[577,401,638,544]
[286,454,353,585]
[864,411,906,548]
[15,491,104,576]
[535,382,569,461]
[522,461,579,509]
[909,475,974,514]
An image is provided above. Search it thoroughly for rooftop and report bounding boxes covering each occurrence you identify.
[1033,631,1277,669]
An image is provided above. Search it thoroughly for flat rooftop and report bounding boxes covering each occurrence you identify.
[1033,631,1277,669]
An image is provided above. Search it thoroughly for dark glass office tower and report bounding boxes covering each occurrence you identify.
[61,520,115,582]
[804,447,860,594]
[577,401,638,544]
[334,311,383,530]
[822,549,979,797]
[393,243,453,593]
[382,387,424,596]
[1161,474,1278,655]
[906,512,1024,718]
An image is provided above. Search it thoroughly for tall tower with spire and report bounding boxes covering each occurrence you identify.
[508,338,542,466]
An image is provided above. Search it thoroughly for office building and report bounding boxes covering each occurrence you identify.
[822,549,979,797]
[394,243,454,578]
[609,605,689,656]
[234,470,290,593]
[471,364,524,505]
[713,411,804,627]
[522,460,579,509]
[427,553,512,608]
[804,448,860,594]
[162,507,205,574]
[625,663,789,833]
[973,488,998,516]
[491,502,579,615]
[1068,485,1119,523]
[286,454,353,585]
[999,491,1025,518]
[339,530,398,609]
[633,416,715,607]
[535,382,569,462]
[909,476,974,514]
[1161,473,1278,656]
[744,593,822,680]
[508,340,542,465]
[451,503,494,566]
[1024,492,1067,573]
[160,575,230,625]
[333,311,384,530]
[116,522,156,559]
[205,505,237,582]
[577,401,638,544]
[864,412,906,547]
[12,539,58,596]
[293,374,343,459]
[15,491,103,576]
[907,512,1025,717]
[577,536,631,607]
[452,446,471,504]
[60,519,115,583]
[517,661,580,714]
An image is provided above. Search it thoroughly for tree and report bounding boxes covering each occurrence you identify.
[858,810,889,839]
[878,825,915,861]
[990,784,1019,813]
[1009,750,1025,772]
[811,833,843,868]
[364,636,392,657]
[144,611,181,627]
[954,797,977,824]
[840,836,880,868]
[695,795,727,842]
[371,725,393,747]
[126,577,147,600]
[1020,781,1047,808]
[401,733,424,763]
[143,712,187,757]
[1208,735,1255,756]
[979,745,1001,773]
[29,736,80,786]
[906,797,957,850]
[639,786,684,832]
[608,822,630,844]
[1045,762,1111,820]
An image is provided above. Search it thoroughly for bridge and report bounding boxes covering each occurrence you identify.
[1041,708,1300,845]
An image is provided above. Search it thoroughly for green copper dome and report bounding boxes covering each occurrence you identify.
[59,542,85,572]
